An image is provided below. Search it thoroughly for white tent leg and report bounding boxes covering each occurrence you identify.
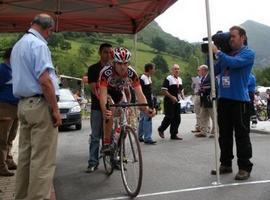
[205,0,221,185]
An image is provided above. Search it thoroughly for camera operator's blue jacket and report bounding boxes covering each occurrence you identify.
[248,73,256,93]
[214,46,255,102]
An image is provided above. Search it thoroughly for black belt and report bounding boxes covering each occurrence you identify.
[21,94,59,102]
[21,94,44,99]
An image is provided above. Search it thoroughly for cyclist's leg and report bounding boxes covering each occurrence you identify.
[103,96,114,146]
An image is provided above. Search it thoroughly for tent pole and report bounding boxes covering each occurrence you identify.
[205,0,221,185]
[133,33,138,68]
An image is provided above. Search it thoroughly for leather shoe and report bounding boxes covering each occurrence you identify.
[235,169,250,180]
[191,128,201,133]
[139,138,144,142]
[170,135,183,140]
[158,130,165,138]
[0,167,15,176]
[211,166,232,175]
[86,165,98,173]
[6,159,17,170]
[195,132,207,137]
[144,140,157,145]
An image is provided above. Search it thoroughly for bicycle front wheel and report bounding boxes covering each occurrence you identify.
[120,126,143,197]
[103,152,114,175]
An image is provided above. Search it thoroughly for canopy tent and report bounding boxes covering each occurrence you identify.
[0,0,176,33]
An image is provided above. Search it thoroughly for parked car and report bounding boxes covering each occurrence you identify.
[180,95,194,113]
[58,88,82,130]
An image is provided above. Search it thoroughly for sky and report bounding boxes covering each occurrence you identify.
[155,0,270,43]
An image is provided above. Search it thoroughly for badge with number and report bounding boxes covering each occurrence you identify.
[222,76,230,88]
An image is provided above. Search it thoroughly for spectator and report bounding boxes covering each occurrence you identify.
[211,25,255,180]
[158,64,184,140]
[247,73,257,127]
[0,48,19,176]
[86,43,112,173]
[266,89,270,120]
[195,65,216,138]
[138,63,157,144]
[11,14,61,199]
[254,91,262,106]
[191,66,202,133]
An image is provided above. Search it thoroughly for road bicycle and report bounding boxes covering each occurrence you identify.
[100,102,147,197]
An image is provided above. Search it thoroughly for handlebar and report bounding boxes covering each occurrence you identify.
[108,103,149,108]
[105,103,149,123]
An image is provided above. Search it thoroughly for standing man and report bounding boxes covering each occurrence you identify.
[86,43,112,172]
[158,64,184,140]
[0,48,19,177]
[138,63,157,144]
[195,65,215,138]
[191,66,202,133]
[11,14,61,199]
[211,26,255,180]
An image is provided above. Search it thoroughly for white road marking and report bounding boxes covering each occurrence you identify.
[94,179,270,200]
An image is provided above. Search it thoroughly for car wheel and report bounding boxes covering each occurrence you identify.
[75,123,82,130]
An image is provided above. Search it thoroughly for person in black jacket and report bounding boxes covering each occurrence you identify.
[158,64,184,140]
[138,63,157,144]
[195,65,215,138]
[86,43,112,173]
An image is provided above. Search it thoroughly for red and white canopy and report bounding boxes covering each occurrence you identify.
[0,0,176,33]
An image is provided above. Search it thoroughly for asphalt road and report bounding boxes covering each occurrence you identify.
[54,114,270,200]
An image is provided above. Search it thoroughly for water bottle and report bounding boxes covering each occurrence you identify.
[113,127,121,146]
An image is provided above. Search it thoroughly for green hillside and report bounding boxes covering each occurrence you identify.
[0,21,204,95]
[241,20,270,67]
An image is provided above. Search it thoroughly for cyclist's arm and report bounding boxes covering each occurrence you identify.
[99,86,112,119]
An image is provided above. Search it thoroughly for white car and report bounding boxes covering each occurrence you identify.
[58,88,82,130]
[180,95,195,113]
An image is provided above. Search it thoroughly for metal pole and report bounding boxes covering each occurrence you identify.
[133,33,137,68]
[205,0,221,185]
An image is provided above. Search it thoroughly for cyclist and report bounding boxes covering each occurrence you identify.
[98,47,155,152]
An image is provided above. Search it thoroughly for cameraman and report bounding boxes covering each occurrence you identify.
[211,26,255,180]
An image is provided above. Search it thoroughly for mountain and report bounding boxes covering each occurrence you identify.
[241,20,270,67]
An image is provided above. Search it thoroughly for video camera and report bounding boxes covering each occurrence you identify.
[201,31,232,54]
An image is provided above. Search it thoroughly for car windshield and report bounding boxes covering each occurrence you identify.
[59,89,76,102]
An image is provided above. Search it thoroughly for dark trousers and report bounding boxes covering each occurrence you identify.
[218,99,253,172]
[267,102,270,119]
[249,92,257,123]
[159,102,181,137]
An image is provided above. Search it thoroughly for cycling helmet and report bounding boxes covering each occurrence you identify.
[112,47,131,63]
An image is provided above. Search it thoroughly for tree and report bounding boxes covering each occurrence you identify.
[254,67,270,86]
[151,36,166,52]
[116,37,124,45]
[60,41,71,51]
[78,44,94,59]
[151,54,168,73]
[48,33,64,49]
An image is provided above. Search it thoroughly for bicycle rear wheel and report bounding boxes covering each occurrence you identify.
[120,126,143,197]
[257,109,268,121]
